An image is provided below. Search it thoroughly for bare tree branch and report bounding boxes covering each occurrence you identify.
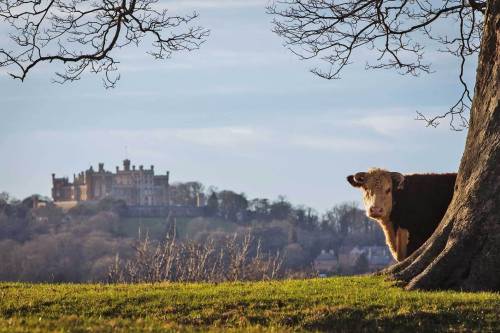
[0,0,209,87]
[267,0,484,129]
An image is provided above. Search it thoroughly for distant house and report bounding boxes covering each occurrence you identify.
[350,246,394,271]
[314,250,338,273]
[338,245,355,268]
[315,245,394,276]
[31,195,49,209]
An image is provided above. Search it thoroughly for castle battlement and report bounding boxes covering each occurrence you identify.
[52,159,170,206]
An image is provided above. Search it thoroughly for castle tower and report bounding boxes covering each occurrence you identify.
[123,159,131,171]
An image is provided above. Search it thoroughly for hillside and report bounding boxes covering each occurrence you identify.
[1,195,389,282]
[1,276,499,332]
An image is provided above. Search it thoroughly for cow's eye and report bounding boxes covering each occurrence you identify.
[385,188,391,194]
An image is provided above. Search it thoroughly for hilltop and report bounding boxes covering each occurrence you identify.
[1,276,499,332]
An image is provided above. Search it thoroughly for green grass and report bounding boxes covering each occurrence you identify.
[1,276,499,332]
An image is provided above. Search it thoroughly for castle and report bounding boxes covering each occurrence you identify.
[52,159,170,206]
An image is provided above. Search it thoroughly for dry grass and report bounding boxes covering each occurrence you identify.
[108,231,287,283]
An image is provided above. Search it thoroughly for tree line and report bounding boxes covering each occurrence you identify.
[0,185,385,283]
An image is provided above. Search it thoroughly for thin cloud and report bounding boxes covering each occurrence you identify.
[291,135,390,153]
[33,127,271,150]
[352,109,453,137]
[353,115,416,136]
[169,127,270,148]
[30,125,394,154]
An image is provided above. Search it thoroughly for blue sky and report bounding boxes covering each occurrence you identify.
[0,0,474,211]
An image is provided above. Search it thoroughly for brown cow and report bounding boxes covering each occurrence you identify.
[347,168,456,261]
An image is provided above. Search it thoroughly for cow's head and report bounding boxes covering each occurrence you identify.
[346,168,405,221]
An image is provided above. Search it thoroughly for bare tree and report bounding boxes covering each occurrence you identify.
[268,0,485,129]
[0,0,209,87]
[270,0,499,291]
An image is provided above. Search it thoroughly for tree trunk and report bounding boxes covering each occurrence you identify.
[382,0,500,291]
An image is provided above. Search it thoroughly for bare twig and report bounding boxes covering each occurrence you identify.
[268,0,484,129]
[0,0,209,87]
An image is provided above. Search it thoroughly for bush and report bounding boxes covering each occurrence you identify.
[108,232,287,283]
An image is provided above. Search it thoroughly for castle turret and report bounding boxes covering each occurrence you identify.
[123,159,131,171]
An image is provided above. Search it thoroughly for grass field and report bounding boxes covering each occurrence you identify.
[1,276,499,332]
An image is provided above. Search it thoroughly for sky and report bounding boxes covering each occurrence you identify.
[0,0,475,212]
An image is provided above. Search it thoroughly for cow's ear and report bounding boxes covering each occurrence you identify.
[347,172,366,188]
[391,172,405,190]
[347,175,360,187]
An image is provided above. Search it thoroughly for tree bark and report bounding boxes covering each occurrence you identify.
[382,0,500,291]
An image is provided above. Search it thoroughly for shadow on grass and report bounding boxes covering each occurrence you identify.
[301,306,495,332]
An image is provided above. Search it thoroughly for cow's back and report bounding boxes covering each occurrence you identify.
[391,173,456,255]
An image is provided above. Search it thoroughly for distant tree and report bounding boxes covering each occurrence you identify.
[0,239,21,281]
[292,206,319,230]
[323,202,358,236]
[205,192,219,217]
[217,191,248,222]
[249,198,271,220]
[0,0,209,87]
[68,202,98,216]
[288,226,298,244]
[169,181,204,206]
[270,196,293,220]
[86,211,120,234]
[251,224,289,254]
[294,206,306,225]
[0,192,9,204]
[305,207,319,228]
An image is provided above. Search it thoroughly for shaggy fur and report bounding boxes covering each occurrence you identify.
[390,173,457,256]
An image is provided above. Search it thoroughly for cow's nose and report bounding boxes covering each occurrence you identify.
[370,206,384,216]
